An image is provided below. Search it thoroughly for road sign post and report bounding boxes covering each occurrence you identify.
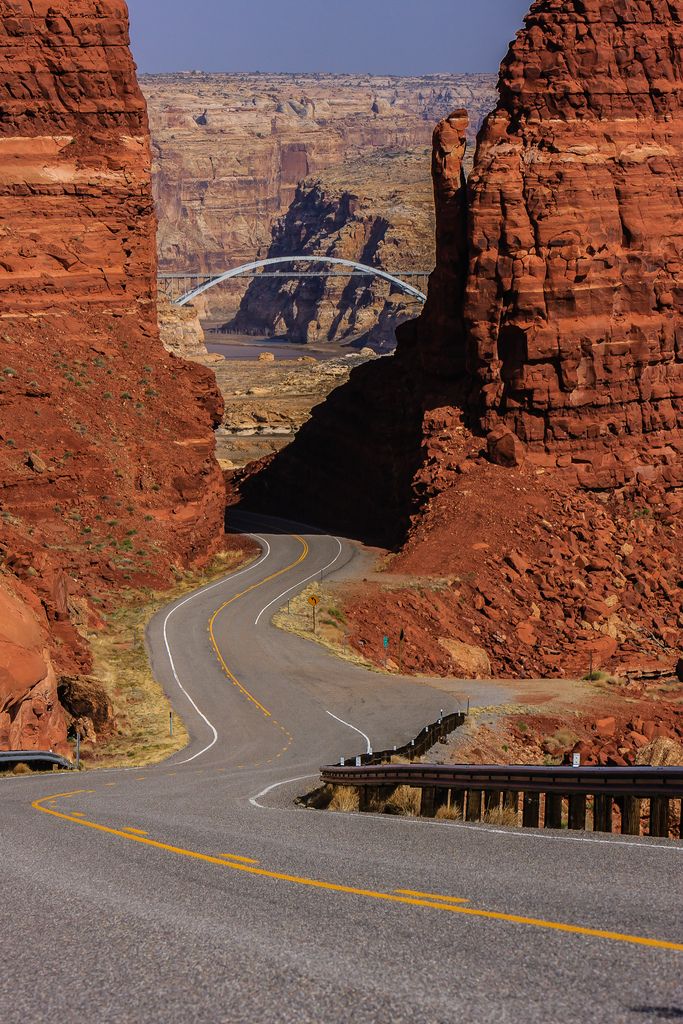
[308,594,319,633]
[169,710,174,738]
[398,628,405,674]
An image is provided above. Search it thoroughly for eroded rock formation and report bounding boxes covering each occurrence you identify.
[242,0,683,676]
[464,0,683,490]
[0,1,225,751]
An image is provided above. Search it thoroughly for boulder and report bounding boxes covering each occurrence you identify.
[487,428,526,469]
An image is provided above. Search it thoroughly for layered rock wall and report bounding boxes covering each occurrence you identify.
[0,1,225,752]
[464,0,683,488]
[244,0,683,542]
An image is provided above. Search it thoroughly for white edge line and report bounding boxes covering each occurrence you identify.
[254,538,344,626]
[163,536,271,765]
[249,773,319,808]
[326,711,372,755]
[313,804,683,853]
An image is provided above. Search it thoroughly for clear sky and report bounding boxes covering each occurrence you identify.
[127,0,532,76]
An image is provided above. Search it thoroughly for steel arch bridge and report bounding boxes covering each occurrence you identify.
[169,256,428,307]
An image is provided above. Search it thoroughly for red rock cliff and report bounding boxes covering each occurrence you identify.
[465,0,683,488]
[243,0,683,536]
[0,1,225,753]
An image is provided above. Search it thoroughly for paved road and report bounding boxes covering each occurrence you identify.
[1,514,681,1024]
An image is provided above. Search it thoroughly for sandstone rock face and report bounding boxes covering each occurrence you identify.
[464,0,683,489]
[144,73,497,320]
[158,299,209,359]
[0,1,225,751]
[0,577,69,756]
[229,150,436,348]
[242,0,683,679]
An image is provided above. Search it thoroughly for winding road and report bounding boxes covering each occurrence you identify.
[1,514,681,1023]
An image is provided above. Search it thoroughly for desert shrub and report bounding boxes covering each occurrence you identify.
[436,803,462,821]
[328,786,359,812]
[385,785,421,817]
[482,806,519,827]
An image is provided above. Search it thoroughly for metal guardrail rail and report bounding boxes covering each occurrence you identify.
[0,750,73,772]
[321,762,683,799]
[320,713,683,840]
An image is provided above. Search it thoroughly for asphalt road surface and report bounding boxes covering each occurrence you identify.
[2,513,681,1024]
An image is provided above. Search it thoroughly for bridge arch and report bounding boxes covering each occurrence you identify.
[174,255,427,307]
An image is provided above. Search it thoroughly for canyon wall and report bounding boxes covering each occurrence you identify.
[144,73,497,322]
[0,1,225,752]
[229,150,435,348]
[245,0,683,535]
[464,0,683,490]
[241,1,682,677]
[238,111,470,544]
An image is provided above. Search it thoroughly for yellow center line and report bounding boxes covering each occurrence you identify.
[121,827,149,836]
[395,889,469,904]
[31,794,683,953]
[218,853,260,865]
[207,536,309,721]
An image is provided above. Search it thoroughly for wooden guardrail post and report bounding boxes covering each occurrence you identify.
[452,789,466,819]
[522,792,540,828]
[620,795,641,836]
[503,791,519,823]
[649,796,669,838]
[420,787,437,818]
[593,794,612,833]
[484,790,501,816]
[434,787,449,816]
[466,790,482,822]
[568,793,587,830]
[544,793,563,829]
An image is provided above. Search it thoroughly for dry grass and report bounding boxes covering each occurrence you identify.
[385,785,422,817]
[82,547,256,770]
[482,806,520,827]
[328,786,360,812]
[273,583,379,671]
[11,762,32,776]
[436,803,462,821]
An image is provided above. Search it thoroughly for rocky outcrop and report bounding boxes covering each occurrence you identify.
[0,577,69,756]
[158,299,209,358]
[229,150,436,348]
[144,72,497,321]
[463,0,683,489]
[0,1,225,752]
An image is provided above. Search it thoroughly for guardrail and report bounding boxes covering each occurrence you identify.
[321,747,683,839]
[0,750,73,772]
[336,711,467,768]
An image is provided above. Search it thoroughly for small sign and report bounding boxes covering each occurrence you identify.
[383,635,389,649]
[308,595,319,607]
[355,756,361,767]
[572,753,581,768]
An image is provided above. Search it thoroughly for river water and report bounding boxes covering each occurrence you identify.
[206,332,350,362]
